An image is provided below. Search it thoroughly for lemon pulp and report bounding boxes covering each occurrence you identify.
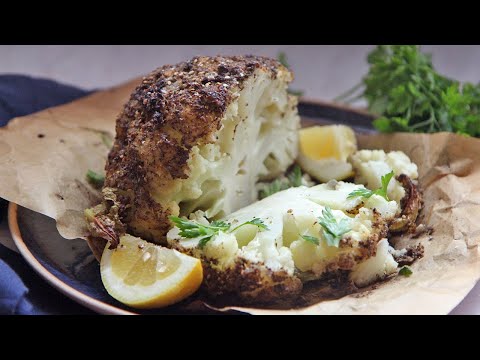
[101,234,203,309]
[300,126,341,159]
[297,125,357,182]
[110,241,181,286]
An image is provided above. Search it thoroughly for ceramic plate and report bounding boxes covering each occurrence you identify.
[8,100,376,314]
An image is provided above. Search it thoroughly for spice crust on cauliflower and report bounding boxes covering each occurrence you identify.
[89,55,300,245]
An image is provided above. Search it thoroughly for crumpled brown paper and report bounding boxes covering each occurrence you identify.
[0,79,138,239]
[0,79,479,315]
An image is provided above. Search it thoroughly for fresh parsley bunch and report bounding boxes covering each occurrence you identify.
[337,45,480,137]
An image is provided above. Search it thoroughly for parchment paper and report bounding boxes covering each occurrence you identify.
[0,79,138,239]
[0,79,479,315]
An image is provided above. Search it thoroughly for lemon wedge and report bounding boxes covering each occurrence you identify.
[298,125,357,182]
[100,234,203,309]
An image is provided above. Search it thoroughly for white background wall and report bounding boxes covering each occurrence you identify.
[1,45,480,99]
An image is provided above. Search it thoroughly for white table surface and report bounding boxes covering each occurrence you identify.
[0,45,479,314]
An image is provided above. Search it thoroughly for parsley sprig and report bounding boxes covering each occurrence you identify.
[259,179,289,199]
[169,216,269,249]
[317,207,352,247]
[277,51,290,69]
[301,235,320,245]
[86,169,105,189]
[230,218,269,232]
[399,266,413,277]
[287,165,303,187]
[336,45,480,137]
[259,165,304,199]
[301,207,351,248]
[347,171,394,201]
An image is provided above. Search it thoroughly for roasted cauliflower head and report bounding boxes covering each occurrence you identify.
[97,56,299,244]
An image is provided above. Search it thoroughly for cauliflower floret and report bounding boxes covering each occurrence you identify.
[202,232,238,268]
[386,151,419,178]
[349,149,418,203]
[350,239,398,287]
[364,194,399,218]
[239,233,295,275]
[306,180,400,217]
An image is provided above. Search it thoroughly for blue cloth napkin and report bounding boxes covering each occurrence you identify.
[0,259,33,314]
[0,74,88,127]
[0,74,91,314]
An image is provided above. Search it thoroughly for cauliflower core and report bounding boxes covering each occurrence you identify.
[99,56,299,243]
[167,182,401,302]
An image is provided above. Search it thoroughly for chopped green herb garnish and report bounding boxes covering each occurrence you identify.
[80,127,114,148]
[301,235,320,245]
[347,171,394,201]
[287,165,303,187]
[169,216,229,247]
[86,169,105,188]
[259,179,289,199]
[169,216,268,249]
[277,51,290,69]
[198,236,214,249]
[231,217,269,232]
[317,207,351,248]
[210,220,230,229]
[375,171,394,200]
[300,207,350,247]
[347,188,375,200]
[277,52,304,97]
[399,266,413,277]
[287,89,304,97]
[259,166,304,200]
[101,133,113,148]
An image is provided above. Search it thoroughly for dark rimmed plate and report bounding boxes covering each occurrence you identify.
[8,101,379,314]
